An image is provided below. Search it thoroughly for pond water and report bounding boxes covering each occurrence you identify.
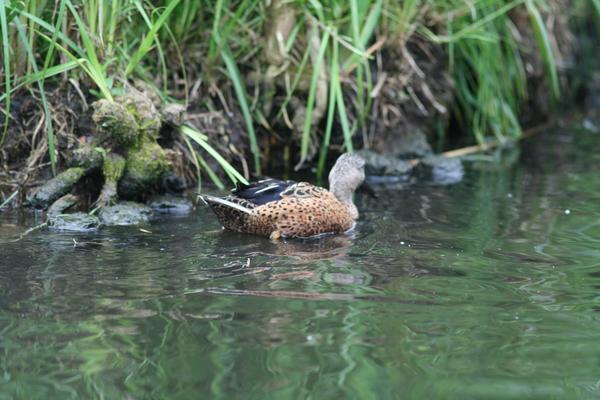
[1,118,600,399]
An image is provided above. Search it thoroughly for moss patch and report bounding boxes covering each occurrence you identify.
[118,140,171,199]
[92,100,140,146]
[103,153,126,183]
[28,167,85,209]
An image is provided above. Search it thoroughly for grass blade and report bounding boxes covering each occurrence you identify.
[0,61,80,104]
[182,135,226,191]
[125,0,181,77]
[41,0,67,75]
[359,0,382,48]
[180,125,248,186]
[350,0,365,125]
[317,42,340,183]
[298,30,330,168]
[33,29,103,92]
[420,0,523,43]
[0,0,11,146]
[334,65,353,152]
[213,34,261,176]
[195,151,225,191]
[525,0,560,100]
[275,43,312,120]
[15,10,84,58]
[64,0,113,100]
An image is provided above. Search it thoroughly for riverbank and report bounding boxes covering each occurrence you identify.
[1,0,598,209]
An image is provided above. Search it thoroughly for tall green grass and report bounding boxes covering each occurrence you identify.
[1,0,596,187]
[0,1,12,146]
[422,0,562,143]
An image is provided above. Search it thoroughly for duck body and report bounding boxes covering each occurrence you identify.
[202,153,366,239]
[203,179,355,238]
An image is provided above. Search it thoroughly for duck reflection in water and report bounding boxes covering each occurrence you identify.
[208,229,356,261]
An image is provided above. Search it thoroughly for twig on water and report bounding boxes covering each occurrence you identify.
[441,120,552,158]
[11,222,47,242]
[409,119,555,166]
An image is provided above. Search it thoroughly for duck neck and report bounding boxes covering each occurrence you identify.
[330,183,358,220]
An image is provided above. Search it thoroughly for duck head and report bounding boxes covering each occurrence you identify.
[328,153,365,220]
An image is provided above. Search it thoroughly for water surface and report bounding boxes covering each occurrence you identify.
[1,119,600,399]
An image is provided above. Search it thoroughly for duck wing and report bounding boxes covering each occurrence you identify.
[280,182,329,199]
[233,179,295,206]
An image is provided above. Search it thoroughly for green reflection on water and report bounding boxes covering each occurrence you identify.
[1,123,600,399]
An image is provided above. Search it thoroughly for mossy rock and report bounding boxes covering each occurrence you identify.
[28,167,85,209]
[120,91,161,139]
[98,201,152,226]
[68,145,103,171]
[48,213,101,232]
[92,99,140,146]
[148,195,193,214]
[84,87,182,206]
[118,140,171,199]
[47,194,79,217]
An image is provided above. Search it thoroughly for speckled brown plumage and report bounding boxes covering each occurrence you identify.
[203,153,365,239]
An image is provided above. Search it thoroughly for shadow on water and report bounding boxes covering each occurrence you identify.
[2,119,600,399]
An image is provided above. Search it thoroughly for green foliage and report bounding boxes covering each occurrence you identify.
[526,0,560,100]
[180,125,249,189]
[125,0,181,77]
[0,0,13,146]
[299,30,330,168]
[423,1,515,142]
[213,32,262,176]
[0,0,595,184]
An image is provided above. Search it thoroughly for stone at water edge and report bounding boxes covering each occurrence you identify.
[418,155,464,185]
[47,213,101,232]
[98,201,153,226]
[47,194,79,217]
[45,194,101,232]
[356,149,413,186]
[148,196,193,214]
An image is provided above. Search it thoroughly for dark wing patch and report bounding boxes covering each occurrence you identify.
[233,179,296,205]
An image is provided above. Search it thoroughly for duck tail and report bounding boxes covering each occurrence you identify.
[200,195,253,232]
[200,195,253,214]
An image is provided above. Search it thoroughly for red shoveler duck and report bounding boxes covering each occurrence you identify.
[201,153,365,239]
